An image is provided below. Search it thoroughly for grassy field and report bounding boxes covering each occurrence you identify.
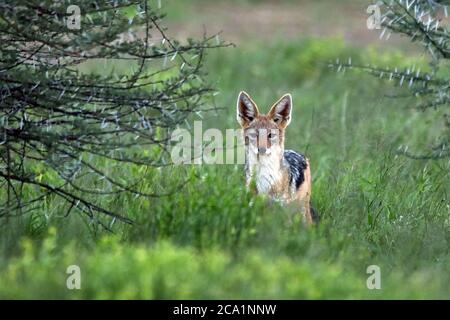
[0,1,449,299]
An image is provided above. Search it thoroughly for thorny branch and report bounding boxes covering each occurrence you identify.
[0,0,232,228]
[330,0,450,159]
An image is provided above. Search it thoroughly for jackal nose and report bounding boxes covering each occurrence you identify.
[258,147,267,154]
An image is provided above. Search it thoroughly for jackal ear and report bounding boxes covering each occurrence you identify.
[268,93,292,128]
[237,91,259,128]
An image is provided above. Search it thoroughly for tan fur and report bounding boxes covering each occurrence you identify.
[297,159,313,225]
[266,158,312,225]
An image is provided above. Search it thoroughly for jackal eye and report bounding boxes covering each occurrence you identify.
[268,132,276,139]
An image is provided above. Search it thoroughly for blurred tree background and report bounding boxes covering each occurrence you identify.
[0,0,448,299]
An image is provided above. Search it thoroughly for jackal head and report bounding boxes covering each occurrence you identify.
[236,91,292,157]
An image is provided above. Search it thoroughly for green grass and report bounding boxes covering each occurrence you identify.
[0,37,449,299]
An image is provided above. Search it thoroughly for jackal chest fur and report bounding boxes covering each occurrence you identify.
[245,148,308,203]
[246,149,290,201]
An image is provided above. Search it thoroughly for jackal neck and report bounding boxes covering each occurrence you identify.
[245,146,289,197]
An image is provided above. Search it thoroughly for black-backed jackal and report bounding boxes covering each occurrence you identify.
[236,91,317,225]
